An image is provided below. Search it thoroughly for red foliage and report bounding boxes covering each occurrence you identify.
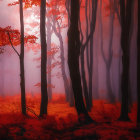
[0,94,138,139]
[0,26,37,48]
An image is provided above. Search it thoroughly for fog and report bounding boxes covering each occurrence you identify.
[0,0,137,101]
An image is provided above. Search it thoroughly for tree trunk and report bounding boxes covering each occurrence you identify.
[52,19,74,106]
[59,35,74,105]
[88,0,98,108]
[93,34,99,99]
[19,0,26,115]
[89,34,93,108]
[80,50,90,111]
[118,50,122,101]
[119,0,133,121]
[106,65,115,102]
[80,0,98,111]
[80,0,90,111]
[68,81,74,107]
[137,0,140,126]
[40,0,48,116]
[58,30,73,104]
[100,0,115,103]
[68,0,92,122]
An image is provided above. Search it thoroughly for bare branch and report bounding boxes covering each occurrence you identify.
[7,31,20,57]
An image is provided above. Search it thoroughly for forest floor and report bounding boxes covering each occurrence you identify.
[0,93,140,140]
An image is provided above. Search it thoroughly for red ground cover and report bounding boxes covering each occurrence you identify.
[0,94,139,140]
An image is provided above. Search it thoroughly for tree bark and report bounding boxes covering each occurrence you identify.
[137,0,140,126]
[80,0,98,111]
[80,0,90,111]
[19,0,26,115]
[119,0,133,121]
[88,0,98,108]
[68,0,92,122]
[40,0,48,116]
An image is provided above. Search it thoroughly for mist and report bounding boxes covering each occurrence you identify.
[0,0,138,101]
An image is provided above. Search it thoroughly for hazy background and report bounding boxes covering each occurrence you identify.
[0,0,137,101]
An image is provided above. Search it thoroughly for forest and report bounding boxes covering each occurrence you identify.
[0,0,140,139]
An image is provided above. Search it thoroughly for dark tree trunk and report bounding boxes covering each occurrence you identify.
[137,0,140,126]
[119,0,133,121]
[88,0,98,108]
[80,0,98,111]
[68,0,92,122]
[80,0,90,111]
[68,81,74,107]
[40,0,48,116]
[118,50,122,102]
[19,0,26,115]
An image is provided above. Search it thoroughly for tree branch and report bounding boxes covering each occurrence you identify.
[7,31,20,57]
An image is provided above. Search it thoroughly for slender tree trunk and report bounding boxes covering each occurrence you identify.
[88,0,98,108]
[93,33,99,99]
[106,65,115,102]
[119,0,133,121]
[68,0,92,122]
[80,0,98,111]
[100,0,115,103]
[85,0,90,74]
[52,19,74,106]
[40,0,48,116]
[118,50,122,101]
[80,0,90,111]
[65,0,75,106]
[59,35,74,105]
[89,34,93,108]
[137,0,140,126]
[19,0,26,115]
[80,50,90,111]
[128,1,135,110]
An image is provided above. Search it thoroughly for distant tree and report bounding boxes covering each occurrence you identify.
[67,0,93,123]
[45,0,74,106]
[52,18,74,106]
[40,0,48,116]
[137,0,140,126]
[100,0,116,103]
[46,3,53,100]
[79,0,98,111]
[118,0,133,121]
